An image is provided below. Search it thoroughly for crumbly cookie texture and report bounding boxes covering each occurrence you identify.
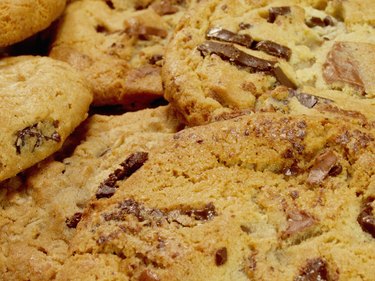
[0,0,66,47]
[163,0,375,125]
[0,106,181,281]
[50,0,192,109]
[0,56,92,182]
[58,112,375,281]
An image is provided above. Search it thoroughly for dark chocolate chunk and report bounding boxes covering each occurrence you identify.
[215,247,228,266]
[282,209,315,238]
[149,54,163,65]
[273,66,297,89]
[357,197,375,238]
[295,258,330,281]
[15,122,61,154]
[197,41,275,72]
[95,25,109,34]
[328,164,342,177]
[296,93,318,108]
[306,16,334,28]
[139,269,160,281]
[96,152,148,199]
[206,27,253,48]
[255,40,291,60]
[307,150,338,185]
[105,0,115,9]
[182,202,217,221]
[65,212,83,228]
[268,6,291,23]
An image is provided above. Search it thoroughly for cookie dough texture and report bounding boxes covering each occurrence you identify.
[0,0,66,47]
[50,0,191,109]
[163,0,375,125]
[58,112,375,281]
[0,56,92,182]
[0,106,181,281]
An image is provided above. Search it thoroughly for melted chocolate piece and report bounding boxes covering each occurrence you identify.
[282,210,315,238]
[307,150,338,185]
[215,247,228,266]
[307,16,334,28]
[268,6,291,23]
[96,152,148,199]
[357,197,375,238]
[206,27,253,48]
[255,40,291,60]
[15,122,61,154]
[295,258,330,281]
[197,41,275,72]
[139,269,160,281]
[273,66,297,89]
[65,212,83,228]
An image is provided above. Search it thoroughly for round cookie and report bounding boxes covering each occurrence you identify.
[0,106,182,280]
[50,0,192,110]
[0,0,66,47]
[163,0,375,125]
[58,112,375,280]
[0,56,92,182]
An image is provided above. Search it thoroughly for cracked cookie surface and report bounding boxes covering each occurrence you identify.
[163,0,375,125]
[0,56,92,181]
[50,0,193,109]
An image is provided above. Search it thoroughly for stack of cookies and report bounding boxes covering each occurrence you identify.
[1,0,374,280]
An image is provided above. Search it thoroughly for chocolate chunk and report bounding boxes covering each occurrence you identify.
[283,161,301,176]
[206,27,253,48]
[307,150,338,185]
[126,23,168,39]
[105,0,115,9]
[65,212,83,228]
[273,66,297,89]
[149,54,163,65]
[282,210,315,238]
[268,6,291,23]
[151,0,179,15]
[182,202,217,221]
[139,269,160,281]
[255,40,291,60]
[295,258,330,281]
[306,16,334,28]
[328,164,342,177]
[239,23,252,30]
[95,25,109,34]
[357,197,375,238]
[197,41,275,72]
[215,247,228,266]
[96,152,148,199]
[15,122,61,154]
[289,90,319,108]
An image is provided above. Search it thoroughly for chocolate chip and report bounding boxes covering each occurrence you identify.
[255,40,291,60]
[120,152,149,176]
[206,27,253,48]
[273,66,297,89]
[328,164,342,177]
[182,202,217,221]
[215,247,228,266]
[65,212,83,228]
[126,24,168,39]
[148,54,163,65]
[105,0,115,9]
[268,6,291,23]
[283,161,301,176]
[306,16,334,28]
[239,23,252,30]
[307,150,338,185]
[282,210,315,238]
[139,269,160,281]
[151,0,179,15]
[95,25,109,34]
[197,41,275,72]
[295,258,330,281]
[357,197,375,238]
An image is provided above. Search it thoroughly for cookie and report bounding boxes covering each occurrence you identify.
[0,0,66,47]
[0,106,181,280]
[50,0,192,110]
[57,112,375,281]
[162,0,375,125]
[0,56,92,182]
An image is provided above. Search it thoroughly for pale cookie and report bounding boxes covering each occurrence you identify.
[0,106,182,281]
[0,0,66,47]
[163,0,375,125]
[59,112,375,281]
[50,0,192,110]
[0,56,92,182]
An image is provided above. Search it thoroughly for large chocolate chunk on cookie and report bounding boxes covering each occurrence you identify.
[50,0,192,110]
[0,56,92,181]
[163,0,375,125]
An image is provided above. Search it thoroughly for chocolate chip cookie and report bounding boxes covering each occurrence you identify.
[0,106,181,280]
[163,0,375,125]
[0,56,92,182]
[50,0,192,110]
[58,112,375,280]
[0,0,66,47]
